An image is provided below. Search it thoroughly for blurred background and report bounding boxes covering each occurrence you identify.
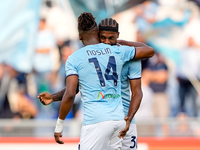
[0,0,200,149]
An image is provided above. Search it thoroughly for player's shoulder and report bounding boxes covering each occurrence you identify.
[114,44,134,54]
[118,44,134,49]
[66,50,80,64]
[68,46,86,58]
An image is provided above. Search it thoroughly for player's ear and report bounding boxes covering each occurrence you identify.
[79,34,82,40]
[117,32,119,38]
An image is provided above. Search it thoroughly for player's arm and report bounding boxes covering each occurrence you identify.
[37,88,66,105]
[119,78,143,138]
[54,75,78,144]
[37,86,79,105]
[127,78,143,122]
[117,40,154,59]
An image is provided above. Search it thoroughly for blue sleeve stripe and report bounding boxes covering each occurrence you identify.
[122,103,130,109]
[129,77,141,80]
[122,101,130,106]
[66,74,78,78]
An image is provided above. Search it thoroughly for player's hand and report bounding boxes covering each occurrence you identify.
[116,40,124,45]
[118,116,131,139]
[54,132,64,144]
[116,43,121,46]
[37,92,53,105]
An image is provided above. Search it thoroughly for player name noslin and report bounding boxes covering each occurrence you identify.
[86,48,111,56]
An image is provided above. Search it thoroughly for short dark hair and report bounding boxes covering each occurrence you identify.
[78,12,97,31]
[99,18,119,32]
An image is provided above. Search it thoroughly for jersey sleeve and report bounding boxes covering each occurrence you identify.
[128,60,142,79]
[119,45,136,63]
[65,55,78,77]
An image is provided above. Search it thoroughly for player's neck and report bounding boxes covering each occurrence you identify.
[84,38,100,46]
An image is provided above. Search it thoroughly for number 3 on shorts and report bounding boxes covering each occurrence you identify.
[130,136,137,149]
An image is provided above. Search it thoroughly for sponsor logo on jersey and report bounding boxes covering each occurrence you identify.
[97,91,120,100]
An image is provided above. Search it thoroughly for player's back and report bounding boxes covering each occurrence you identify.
[65,43,135,125]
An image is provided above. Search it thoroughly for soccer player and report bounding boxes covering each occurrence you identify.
[99,18,142,150]
[39,13,154,150]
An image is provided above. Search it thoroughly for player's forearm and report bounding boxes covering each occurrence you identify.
[55,92,75,134]
[58,93,76,120]
[51,87,66,102]
[127,91,143,122]
[117,40,147,47]
[117,40,154,59]
[51,85,79,102]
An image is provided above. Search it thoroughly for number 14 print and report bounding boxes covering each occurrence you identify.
[89,56,118,87]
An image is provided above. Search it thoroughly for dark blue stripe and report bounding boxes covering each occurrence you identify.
[123,103,130,108]
[132,47,136,59]
[128,77,141,80]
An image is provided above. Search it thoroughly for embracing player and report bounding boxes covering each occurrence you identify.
[38,13,154,150]
[99,18,142,149]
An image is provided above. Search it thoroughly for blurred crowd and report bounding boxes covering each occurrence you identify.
[132,0,200,119]
[0,0,200,137]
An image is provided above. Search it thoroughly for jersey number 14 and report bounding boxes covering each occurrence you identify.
[89,56,118,87]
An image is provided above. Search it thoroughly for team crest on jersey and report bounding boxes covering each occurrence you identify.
[97,91,120,100]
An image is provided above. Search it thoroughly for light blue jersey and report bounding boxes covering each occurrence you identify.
[121,60,141,124]
[65,43,135,125]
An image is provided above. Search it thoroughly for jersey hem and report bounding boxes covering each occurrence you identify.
[82,118,124,126]
[128,77,141,80]
[66,74,78,78]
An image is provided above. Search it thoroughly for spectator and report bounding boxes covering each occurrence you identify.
[33,18,60,119]
[147,52,169,119]
[0,65,19,118]
[33,18,59,74]
[176,37,200,117]
[58,41,73,84]
[0,65,38,119]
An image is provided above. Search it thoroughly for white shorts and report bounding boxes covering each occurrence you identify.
[121,124,138,150]
[79,120,125,150]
